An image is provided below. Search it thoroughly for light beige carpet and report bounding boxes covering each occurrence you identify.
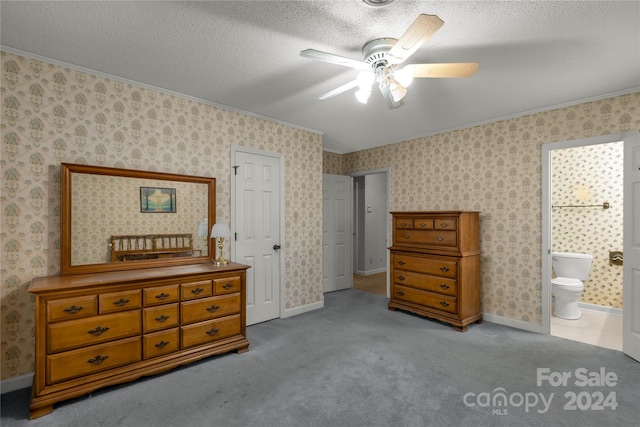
[353,272,387,296]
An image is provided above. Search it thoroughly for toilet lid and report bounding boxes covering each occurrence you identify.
[551,277,583,289]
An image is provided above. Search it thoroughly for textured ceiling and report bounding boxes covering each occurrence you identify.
[1,1,639,153]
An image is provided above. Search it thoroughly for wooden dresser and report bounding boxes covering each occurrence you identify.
[28,262,249,419]
[388,211,482,332]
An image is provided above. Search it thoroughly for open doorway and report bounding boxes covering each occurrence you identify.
[542,135,624,350]
[350,169,390,297]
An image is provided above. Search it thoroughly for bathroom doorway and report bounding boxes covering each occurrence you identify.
[542,135,624,350]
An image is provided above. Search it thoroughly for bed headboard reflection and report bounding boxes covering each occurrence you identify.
[111,234,194,262]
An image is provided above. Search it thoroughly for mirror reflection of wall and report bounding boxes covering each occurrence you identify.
[71,173,208,265]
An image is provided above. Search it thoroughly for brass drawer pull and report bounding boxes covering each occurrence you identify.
[155,292,170,301]
[113,298,130,307]
[440,301,450,307]
[440,284,450,290]
[440,223,448,228]
[397,291,405,296]
[206,305,221,313]
[397,260,405,265]
[437,237,445,242]
[222,283,234,290]
[403,234,410,239]
[206,328,220,336]
[191,287,204,295]
[63,305,83,314]
[155,340,170,349]
[400,222,409,227]
[155,314,170,323]
[88,326,109,336]
[87,354,109,365]
[398,275,406,281]
[440,267,450,272]
[419,222,428,228]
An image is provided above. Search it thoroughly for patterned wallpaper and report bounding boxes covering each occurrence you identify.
[322,151,344,175]
[71,175,209,265]
[1,51,323,381]
[552,141,624,308]
[337,92,639,325]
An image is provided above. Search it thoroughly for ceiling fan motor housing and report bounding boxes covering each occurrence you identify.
[362,38,397,68]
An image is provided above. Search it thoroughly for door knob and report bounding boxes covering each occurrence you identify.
[273,244,281,250]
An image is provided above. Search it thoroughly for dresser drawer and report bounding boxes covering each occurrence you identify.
[434,218,457,230]
[181,314,241,349]
[181,294,241,325]
[394,229,457,247]
[100,290,141,314]
[181,280,213,301]
[143,329,179,359]
[143,285,180,306]
[393,254,457,279]
[47,296,98,322]
[213,276,241,295]
[48,310,141,353]
[143,304,179,333]
[46,337,141,384]
[393,285,457,314]
[393,270,457,296]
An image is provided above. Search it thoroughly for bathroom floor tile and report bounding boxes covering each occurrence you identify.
[551,309,622,351]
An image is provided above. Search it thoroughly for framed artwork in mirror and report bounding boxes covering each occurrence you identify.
[140,187,177,213]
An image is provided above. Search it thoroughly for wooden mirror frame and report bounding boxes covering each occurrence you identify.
[60,163,216,275]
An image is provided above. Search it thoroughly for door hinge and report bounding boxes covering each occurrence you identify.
[232,165,239,175]
[234,232,238,241]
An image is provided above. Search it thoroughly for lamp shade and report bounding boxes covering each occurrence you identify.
[211,223,230,238]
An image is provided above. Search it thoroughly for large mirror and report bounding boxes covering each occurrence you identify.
[61,163,216,275]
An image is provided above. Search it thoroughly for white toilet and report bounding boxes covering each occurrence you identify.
[551,252,593,320]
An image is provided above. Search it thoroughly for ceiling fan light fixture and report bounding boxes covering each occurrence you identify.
[388,81,407,102]
[356,71,375,89]
[362,0,396,7]
[393,66,414,87]
[355,89,371,104]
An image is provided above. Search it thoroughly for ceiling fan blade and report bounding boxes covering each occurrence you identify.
[379,84,404,109]
[387,14,445,64]
[409,62,479,78]
[300,49,369,71]
[316,79,359,101]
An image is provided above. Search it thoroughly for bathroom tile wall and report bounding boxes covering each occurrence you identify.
[333,92,639,326]
[1,51,323,381]
[551,141,624,308]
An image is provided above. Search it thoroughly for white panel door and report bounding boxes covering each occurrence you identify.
[623,132,640,362]
[323,174,353,293]
[233,149,282,326]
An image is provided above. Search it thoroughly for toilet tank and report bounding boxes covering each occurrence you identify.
[551,252,593,280]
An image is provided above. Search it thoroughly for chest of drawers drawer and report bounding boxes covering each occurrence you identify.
[394,229,457,247]
[47,296,98,322]
[143,329,179,359]
[393,253,457,279]
[46,337,141,384]
[143,304,179,333]
[181,280,213,300]
[393,270,457,296]
[100,290,141,314]
[393,285,457,315]
[143,285,180,306]
[48,310,141,353]
[181,293,241,325]
[181,314,241,349]
[214,276,241,294]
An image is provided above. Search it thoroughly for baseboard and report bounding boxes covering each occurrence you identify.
[1,373,32,394]
[283,300,324,318]
[354,268,386,276]
[578,302,623,316]
[482,313,543,334]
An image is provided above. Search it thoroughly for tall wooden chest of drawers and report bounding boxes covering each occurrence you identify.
[28,262,249,419]
[388,211,481,332]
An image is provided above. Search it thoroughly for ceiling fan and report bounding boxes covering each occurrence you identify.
[300,14,478,109]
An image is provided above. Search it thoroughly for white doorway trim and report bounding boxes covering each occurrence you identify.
[349,168,391,297]
[541,132,629,336]
[230,144,286,320]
